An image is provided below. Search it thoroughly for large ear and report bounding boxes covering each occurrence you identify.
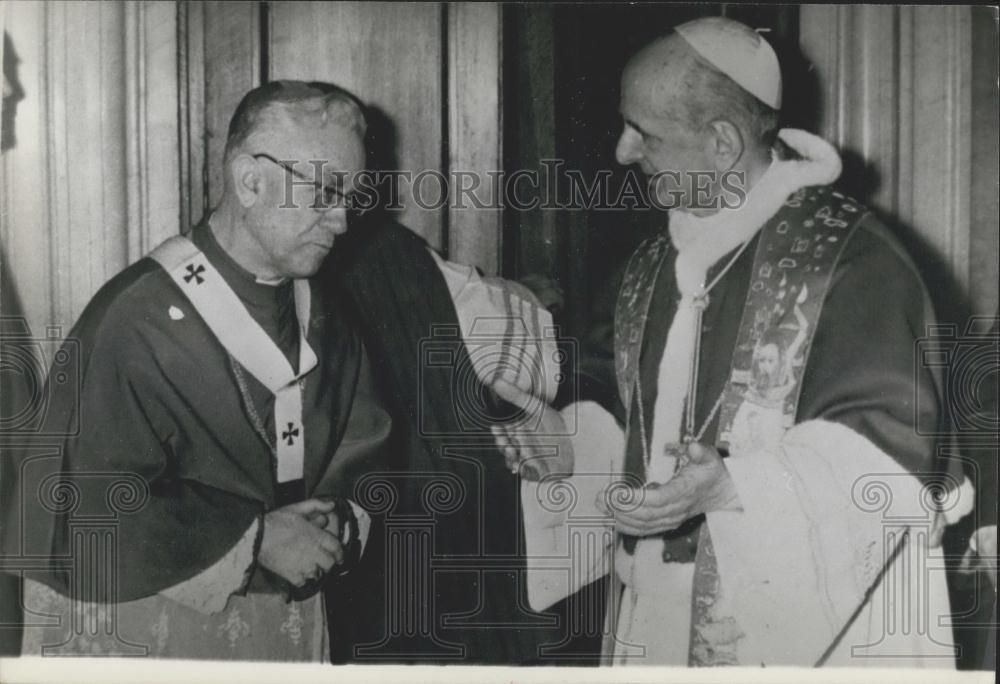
[704,119,744,172]
[230,153,263,208]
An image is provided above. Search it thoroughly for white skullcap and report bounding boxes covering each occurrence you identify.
[675,17,782,110]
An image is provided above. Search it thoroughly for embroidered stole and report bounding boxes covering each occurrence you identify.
[149,236,318,484]
[614,230,673,457]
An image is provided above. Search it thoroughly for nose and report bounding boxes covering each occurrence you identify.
[615,127,643,166]
[318,207,349,236]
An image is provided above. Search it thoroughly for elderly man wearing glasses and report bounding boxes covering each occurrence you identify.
[7,81,391,660]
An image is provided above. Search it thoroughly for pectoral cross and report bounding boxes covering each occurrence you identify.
[184,263,206,285]
[282,422,300,446]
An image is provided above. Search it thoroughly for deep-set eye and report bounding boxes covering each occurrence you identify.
[317,185,344,210]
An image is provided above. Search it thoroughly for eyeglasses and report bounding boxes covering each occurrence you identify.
[252,153,351,213]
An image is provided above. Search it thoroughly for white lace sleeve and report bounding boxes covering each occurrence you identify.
[706,419,952,665]
[520,402,621,611]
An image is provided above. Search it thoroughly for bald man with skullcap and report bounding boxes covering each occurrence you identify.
[497,17,970,667]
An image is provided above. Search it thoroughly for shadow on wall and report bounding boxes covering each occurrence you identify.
[772,32,971,328]
[834,151,972,329]
[360,103,403,228]
[1,29,28,656]
[3,32,25,152]
[769,32,822,133]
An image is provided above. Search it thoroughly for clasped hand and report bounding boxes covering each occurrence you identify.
[257,498,345,588]
[597,441,741,536]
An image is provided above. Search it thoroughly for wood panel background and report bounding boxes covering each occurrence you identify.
[800,4,998,320]
[1,0,506,347]
[0,1,996,352]
[1,0,180,335]
[267,1,446,249]
[447,2,503,272]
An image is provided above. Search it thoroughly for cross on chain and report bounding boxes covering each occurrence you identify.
[282,422,300,446]
[184,263,206,285]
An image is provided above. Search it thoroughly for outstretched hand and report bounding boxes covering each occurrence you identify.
[597,441,741,536]
[489,378,574,482]
[958,525,997,588]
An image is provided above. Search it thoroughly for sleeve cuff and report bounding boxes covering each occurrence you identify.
[345,499,371,559]
[323,498,372,576]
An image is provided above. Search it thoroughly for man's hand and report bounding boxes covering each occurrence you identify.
[490,378,574,481]
[303,502,341,538]
[257,499,345,587]
[959,524,998,589]
[597,442,740,536]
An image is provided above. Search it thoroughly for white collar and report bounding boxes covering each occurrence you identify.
[668,128,842,295]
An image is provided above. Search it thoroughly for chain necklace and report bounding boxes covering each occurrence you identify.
[636,236,753,468]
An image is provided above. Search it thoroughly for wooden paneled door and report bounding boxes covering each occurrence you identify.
[800,4,998,323]
[180,1,503,273]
